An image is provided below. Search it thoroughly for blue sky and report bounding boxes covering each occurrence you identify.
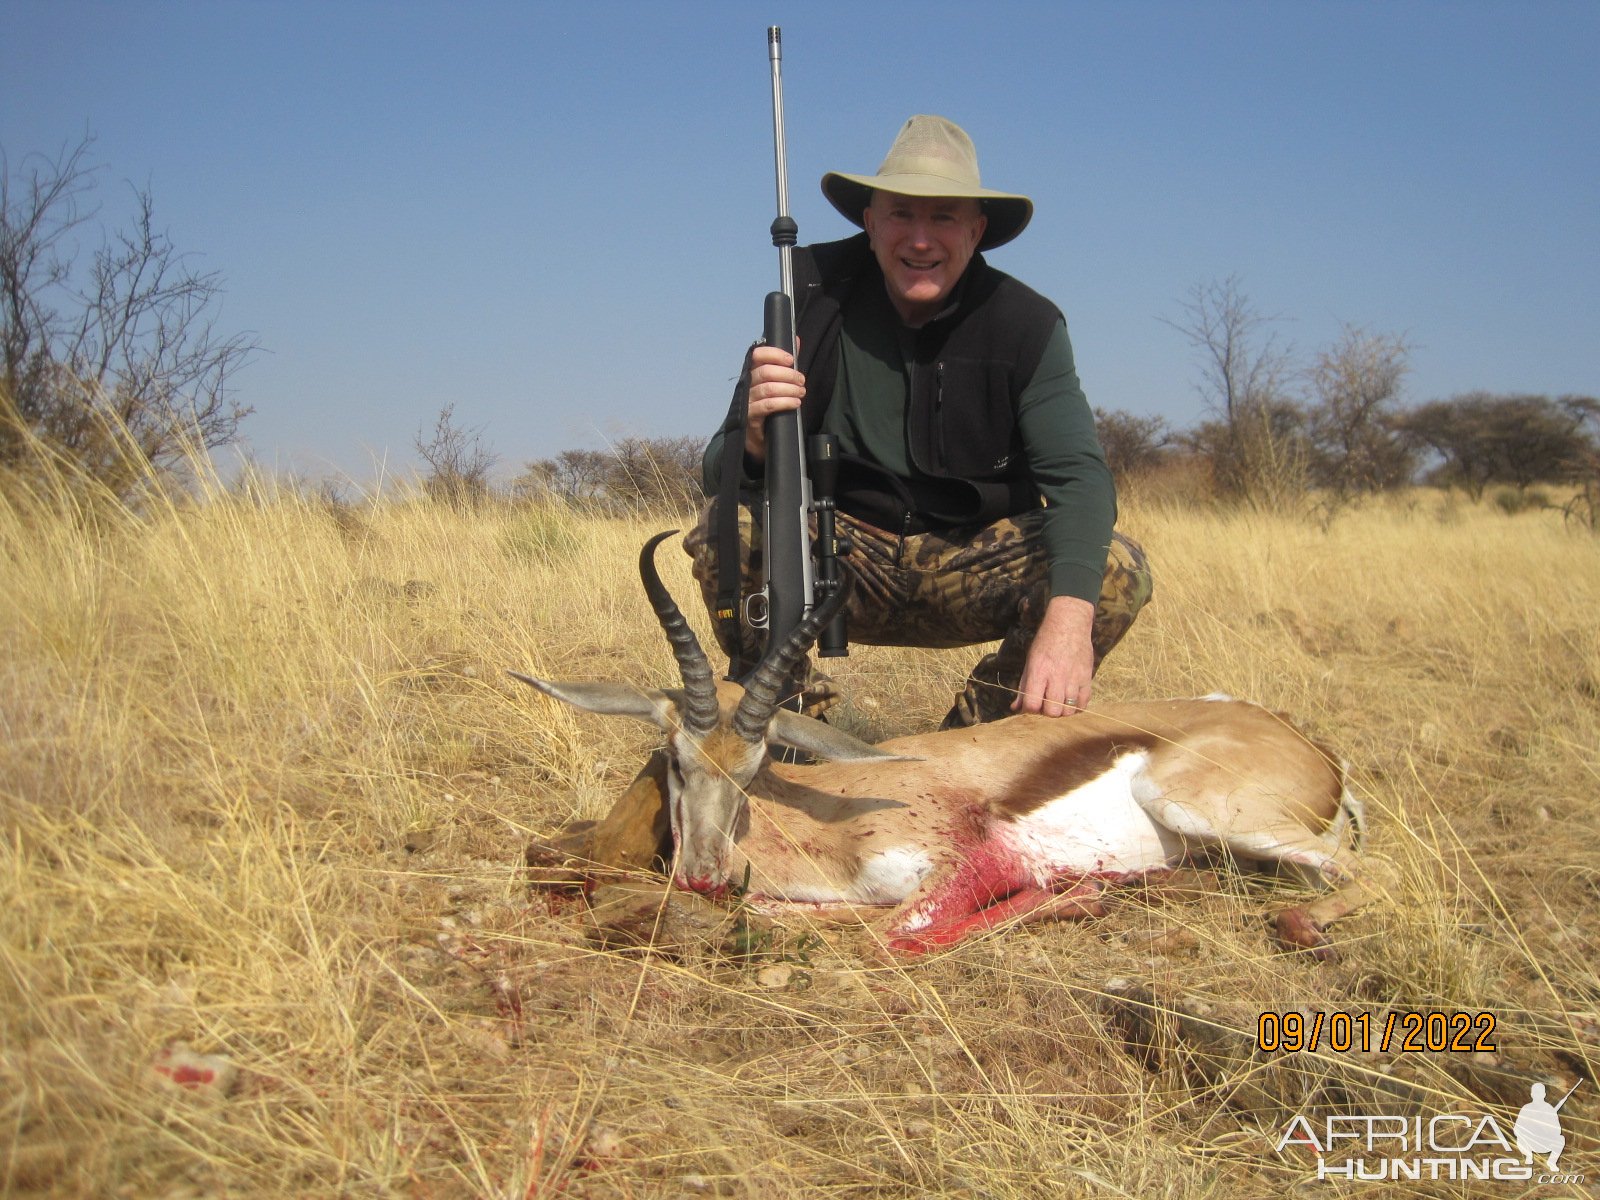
[4,0,1596,483]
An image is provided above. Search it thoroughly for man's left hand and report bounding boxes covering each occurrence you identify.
[1012,595,1096,717]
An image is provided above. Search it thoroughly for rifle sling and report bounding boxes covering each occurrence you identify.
[715,357,754,680]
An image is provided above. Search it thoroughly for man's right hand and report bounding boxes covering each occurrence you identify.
[744,344,806,462]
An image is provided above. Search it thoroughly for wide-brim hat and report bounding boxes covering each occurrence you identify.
[820,114,1033,251]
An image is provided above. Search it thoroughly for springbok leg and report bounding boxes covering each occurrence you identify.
[591,749,674,871]
[1273,859,1386,957]
[527,750,673,884]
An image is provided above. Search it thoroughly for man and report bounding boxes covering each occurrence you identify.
[529,115,1152,878]
[1515,1082,1568,1170]
[689,113,1151,727]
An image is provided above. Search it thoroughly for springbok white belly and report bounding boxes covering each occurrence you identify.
[752,750,1184,910]
[846,845,937,904]
[1001,749,1184,880]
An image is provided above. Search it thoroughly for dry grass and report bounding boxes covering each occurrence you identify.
[3,457,1598,1198]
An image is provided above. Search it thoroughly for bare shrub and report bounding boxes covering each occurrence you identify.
[415,403,497,507]
[1181,400,1312,511]
[1,136,256,496]
[1162,277,1308,506]
[1491,486,1550,516]
[601,434,706,514]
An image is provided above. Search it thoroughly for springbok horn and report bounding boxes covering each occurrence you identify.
[639,531,721,735]
[732,571,853,744]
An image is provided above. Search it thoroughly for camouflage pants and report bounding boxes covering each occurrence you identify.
[683,501,1153,725]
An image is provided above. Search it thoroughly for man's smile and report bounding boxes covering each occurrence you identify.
[863,191,987,325]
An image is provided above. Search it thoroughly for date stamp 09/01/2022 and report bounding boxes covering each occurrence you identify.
[1257,1010,1497,1055]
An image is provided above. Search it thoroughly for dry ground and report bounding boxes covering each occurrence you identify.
[2,461,1598,1198]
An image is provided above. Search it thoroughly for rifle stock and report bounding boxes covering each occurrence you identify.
[759,285,815,657]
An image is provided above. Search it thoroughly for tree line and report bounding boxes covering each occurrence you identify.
[1099,277,1597,512]
[5,139,1595,522]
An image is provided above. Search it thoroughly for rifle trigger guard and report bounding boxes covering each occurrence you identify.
[744,590,770,631]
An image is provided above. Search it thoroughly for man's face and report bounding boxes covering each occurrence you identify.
[863,191,987,326]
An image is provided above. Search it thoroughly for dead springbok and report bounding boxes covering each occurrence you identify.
[514,533,1375,956]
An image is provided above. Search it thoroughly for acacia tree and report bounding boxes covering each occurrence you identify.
[1091,407,1172,479]
[518,435,707,514]
[1306,325,1416,496]
[1,137,256,492]
[1398,393,1599,498]
[515,448,611,506]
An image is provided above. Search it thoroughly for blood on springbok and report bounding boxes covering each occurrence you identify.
[513,532,1377,956]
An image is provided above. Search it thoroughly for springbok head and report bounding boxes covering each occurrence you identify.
[513,531,908,893]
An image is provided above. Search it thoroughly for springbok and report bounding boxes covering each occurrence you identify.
[514,533,1375,956]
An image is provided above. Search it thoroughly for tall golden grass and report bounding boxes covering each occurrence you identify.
[3,447,1597,1197]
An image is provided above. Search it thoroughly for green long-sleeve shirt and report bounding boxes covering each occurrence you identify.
[706,280,1116,604]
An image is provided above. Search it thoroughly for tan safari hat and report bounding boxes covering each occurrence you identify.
[820,114,1033,250]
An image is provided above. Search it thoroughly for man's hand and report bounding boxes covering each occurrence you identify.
[1013,595,1096,717]
[743,344,806,462]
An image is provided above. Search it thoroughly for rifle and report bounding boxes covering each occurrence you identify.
[1552,1080,1581,1112]
[720,27,846,687]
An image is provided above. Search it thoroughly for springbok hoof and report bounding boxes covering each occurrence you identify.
[1273,907,1336,960]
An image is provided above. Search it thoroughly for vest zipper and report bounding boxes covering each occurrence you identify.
[934,361,947,464]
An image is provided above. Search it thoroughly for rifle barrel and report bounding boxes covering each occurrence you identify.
[767,27,795,313]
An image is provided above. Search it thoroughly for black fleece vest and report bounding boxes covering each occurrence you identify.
[790,234,1064,529]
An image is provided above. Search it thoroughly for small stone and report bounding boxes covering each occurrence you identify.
[403,828,436,854]
[756,964,794,989]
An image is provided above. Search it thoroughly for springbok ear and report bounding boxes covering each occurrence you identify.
[769,709,922,763]
[509,672,673,729]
